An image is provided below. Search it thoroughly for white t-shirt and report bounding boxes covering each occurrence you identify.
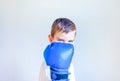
[39,61,76,81]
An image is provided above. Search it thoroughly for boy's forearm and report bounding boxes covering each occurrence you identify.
[69,63,76,81]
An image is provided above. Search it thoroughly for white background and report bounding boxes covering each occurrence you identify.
[0,0,120,81]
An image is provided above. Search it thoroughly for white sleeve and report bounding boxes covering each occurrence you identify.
[39,61,51,81]
[68,63,76,81]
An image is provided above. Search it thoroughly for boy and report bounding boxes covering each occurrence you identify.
[39,18,76,81]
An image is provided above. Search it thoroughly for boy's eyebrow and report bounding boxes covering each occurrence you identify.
[57,38,65,41]
[57,37,74,42]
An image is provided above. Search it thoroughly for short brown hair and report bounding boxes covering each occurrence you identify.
[51,18,76,37]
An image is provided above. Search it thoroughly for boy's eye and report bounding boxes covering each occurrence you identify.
[57,38,74,44]
[58,39,64,42]
[68,40,74,43]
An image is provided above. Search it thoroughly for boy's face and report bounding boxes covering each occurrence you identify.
[48,30,76,44]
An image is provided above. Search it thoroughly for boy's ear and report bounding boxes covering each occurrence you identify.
[48,34,53,43]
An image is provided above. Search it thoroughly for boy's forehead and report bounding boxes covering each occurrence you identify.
[55,31,76,39]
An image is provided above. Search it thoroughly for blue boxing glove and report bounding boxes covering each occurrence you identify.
[44,42,74,81]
